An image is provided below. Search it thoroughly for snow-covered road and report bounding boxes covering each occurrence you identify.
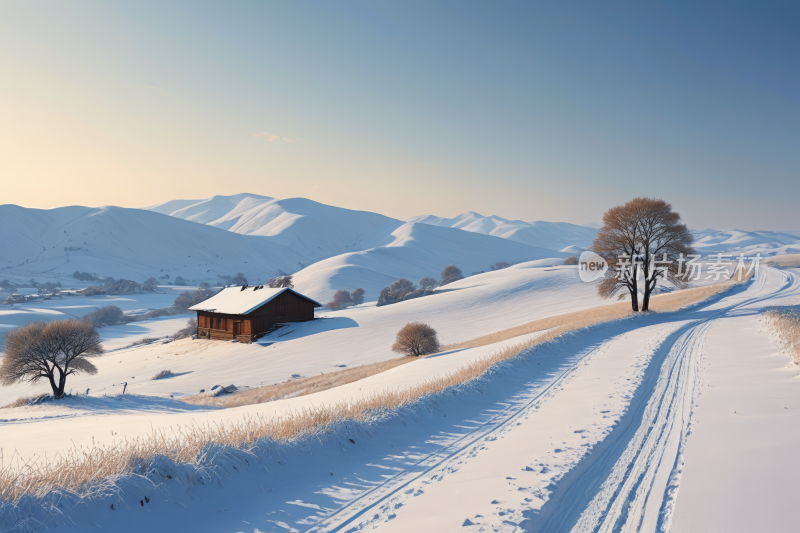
[296,267,800,532]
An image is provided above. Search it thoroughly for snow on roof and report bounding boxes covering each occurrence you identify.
[188,286,321,315]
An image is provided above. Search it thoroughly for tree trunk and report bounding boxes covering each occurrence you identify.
[630,272,639,312]
[47,372,60,397]
[55,368,67,398]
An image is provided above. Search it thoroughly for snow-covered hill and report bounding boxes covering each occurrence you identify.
[407,211,598,252]
[148,194,402,261]
[0,204,307,284]
[692,228,800,255]
[292,222,565,302]
[1,202,562,298]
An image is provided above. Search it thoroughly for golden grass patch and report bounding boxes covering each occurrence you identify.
[766,307,800,365]
[182,357,415,408]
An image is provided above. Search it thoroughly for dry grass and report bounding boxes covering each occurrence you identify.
[766,307,800,365]
[443,275,749,352]
[127,337,158,348]
[1,394,49,409]
[151,370,174,380]
[182,357,415,408]
[766,254,800,270]
[0,272,754,503]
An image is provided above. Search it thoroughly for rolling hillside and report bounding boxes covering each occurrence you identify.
[407,211,598,252]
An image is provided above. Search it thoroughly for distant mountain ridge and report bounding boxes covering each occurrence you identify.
[406,211,598,252]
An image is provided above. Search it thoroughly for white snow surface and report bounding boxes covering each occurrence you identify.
[1,265,799,532]
[407,211,598,252]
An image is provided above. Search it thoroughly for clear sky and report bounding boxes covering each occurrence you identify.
[1,1,797,230]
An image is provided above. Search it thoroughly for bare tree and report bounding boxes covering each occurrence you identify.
[592,197,695,312]
[391,322,440,356]
[232,272,248,286]
[563,256,578,265]
[1,320,104,398]
[267,274,294,288]
[440,265,463,286]
[490,261,512,271]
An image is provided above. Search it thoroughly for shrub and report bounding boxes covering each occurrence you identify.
[82,305,124,327]
[440,264,463,286]
[350,287,365,305]
[564,256,578,265]
[267,274,294,288]
[232,273,248,286]
[327,290,354,311]
[151,370,174,380]
[174,276,186,286]
[402,289,430,301]
[72,271,98,282]
[391,322,440,356]
[173,318,198,340]
[79,286,106,296]
[390,279,415,299]
[419,277,438,290]
[174,289,214,311]
[490,262,512,271]
[199,282,210,289]
[377,287,394,307]
[142,277,158,292]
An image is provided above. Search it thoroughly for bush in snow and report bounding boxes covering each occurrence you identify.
[267,274,294,288]
[327,290,354,311]
[79,286,106,296]
[490,261,512,271]
[173,318,198,340]
[564,256,578,265]
[173,289,214,312]
[419,277,438,290]
[391,322,440,356]
[151,370,175,380]
[174,276,186,286]
[350,287,365,305]
[377,279,416,306]
[199,282,210,289]
[377,287,394,307]
[439,264,463,286]
[142,277,158,291]
[72,271,99,282]
[82,305,124,327]
[232,273,248,286]
[402,289,431,301]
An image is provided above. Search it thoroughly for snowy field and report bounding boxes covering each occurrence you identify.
[2,261,800,532]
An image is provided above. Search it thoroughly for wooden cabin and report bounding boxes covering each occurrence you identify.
[189,286,322,343]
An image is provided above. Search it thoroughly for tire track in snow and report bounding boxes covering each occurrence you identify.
[529,268,799,533]
[306,269,798,533]
[306,338,615,533]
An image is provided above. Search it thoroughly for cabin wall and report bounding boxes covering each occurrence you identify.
[196,291,317,343]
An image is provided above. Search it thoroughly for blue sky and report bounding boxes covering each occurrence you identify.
[1,1,797,229]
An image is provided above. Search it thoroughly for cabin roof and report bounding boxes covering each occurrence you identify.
[189,286,321,315]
